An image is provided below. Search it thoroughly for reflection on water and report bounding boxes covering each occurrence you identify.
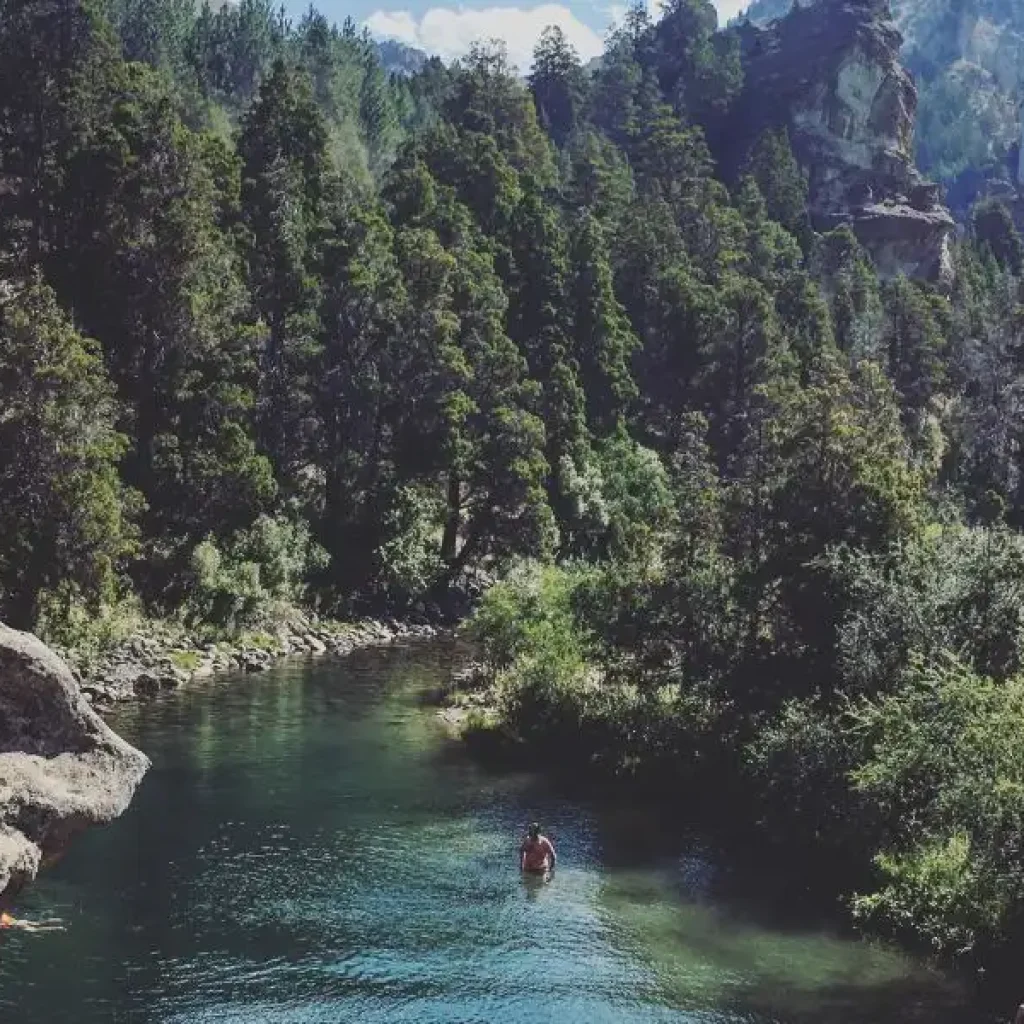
[0,643,979,1023]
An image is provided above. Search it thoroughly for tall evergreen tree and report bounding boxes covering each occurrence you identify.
[0,272,133,629]
[529,25,587,149]
[238,60,329,487]
[568,211,639,433]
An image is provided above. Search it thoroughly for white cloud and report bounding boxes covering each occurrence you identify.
[365,10,422,44]
[715,0,750,22]
[366,1,753,72]
[365,5,606,72]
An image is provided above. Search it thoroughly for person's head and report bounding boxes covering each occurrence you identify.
[528,822,540,840]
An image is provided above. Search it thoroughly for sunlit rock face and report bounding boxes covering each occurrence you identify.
[730,0,954,283]
[0,625,149,901]
[746,0,1024,211]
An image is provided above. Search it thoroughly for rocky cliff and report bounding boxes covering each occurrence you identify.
[746,0,1024,203]
[0,625,149,900]
[730,0,954,282]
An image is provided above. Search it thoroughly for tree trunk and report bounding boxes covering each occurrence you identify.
[441,472,461,565]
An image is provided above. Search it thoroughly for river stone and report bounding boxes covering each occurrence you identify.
[306,635,328,656]
[240,652,271,673]
[133,672,162,697]
[0,624,149,900]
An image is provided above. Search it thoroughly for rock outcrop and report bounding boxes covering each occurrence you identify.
[732,0,954,283]
[0,625,149,900]
[747,0,1024,218]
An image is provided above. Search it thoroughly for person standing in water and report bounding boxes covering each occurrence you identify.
[520,822,556,873]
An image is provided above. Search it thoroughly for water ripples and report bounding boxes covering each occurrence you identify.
[0,646,975,1024]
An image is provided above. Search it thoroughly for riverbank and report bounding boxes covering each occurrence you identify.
[55,613,441,708]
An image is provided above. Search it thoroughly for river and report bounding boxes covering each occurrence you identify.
[0,642,980,1023]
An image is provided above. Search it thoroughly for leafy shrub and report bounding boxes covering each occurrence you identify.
[742,699,868,852]
[468,561,596,736]
[36,589,148,667]
[828,525,1024,695]
[375,483,446,600]
[850,655,1024,957]
[559,432,676,567]
[469,561,591,672]
[597,431,676,567]
[183,515,328,631]
[469,560,728,782]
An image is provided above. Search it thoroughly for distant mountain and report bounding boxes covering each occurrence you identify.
[375,38,428,76]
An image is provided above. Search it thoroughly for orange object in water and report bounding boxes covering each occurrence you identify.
[0,912,15,929]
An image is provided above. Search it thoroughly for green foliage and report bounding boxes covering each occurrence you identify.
[594,431,676,566]
[469,563,594,738]
[36,591,147,666]
[184,515,326,630]
[568,211,639,433]
[914,67,1019,184]
[743,128,810,244]
[812,228,883,357]
[881,277,950,429]
[654,0,743,122]
[530,26,587,149]
[851,656,1024,957]
[0,273,134,630]
[828,526,1024,692]
[375,484,446,600]
[972,199,1024,276]
[743,700,865,850]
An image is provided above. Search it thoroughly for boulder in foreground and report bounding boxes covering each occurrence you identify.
[0,624,149,900]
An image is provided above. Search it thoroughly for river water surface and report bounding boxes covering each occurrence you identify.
[0,642,980,1023]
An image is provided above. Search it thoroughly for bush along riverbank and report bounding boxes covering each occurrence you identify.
[53,611,441,708]
[445,556,1024,1015]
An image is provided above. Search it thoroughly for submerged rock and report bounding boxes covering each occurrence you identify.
[0,625,149,900]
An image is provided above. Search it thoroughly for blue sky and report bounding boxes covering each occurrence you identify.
[283,2,750,71]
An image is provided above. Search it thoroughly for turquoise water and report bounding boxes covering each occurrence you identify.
[0,643,977,1023]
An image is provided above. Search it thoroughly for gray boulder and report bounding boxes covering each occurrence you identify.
[0,625,149,900]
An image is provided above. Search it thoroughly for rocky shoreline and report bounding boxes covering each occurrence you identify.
[57,614,442,709]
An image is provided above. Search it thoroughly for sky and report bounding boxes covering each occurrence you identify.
[287,1,751,72]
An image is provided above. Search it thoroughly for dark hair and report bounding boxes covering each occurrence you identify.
[528,822,540,837]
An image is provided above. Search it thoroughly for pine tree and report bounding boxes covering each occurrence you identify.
[239,60,330,487]
[315,188,406,590]
[529,26,587,149]
[0,272,133,630]
[568,211,639,434]
[744,128,810,245]
[387,176,556,574]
